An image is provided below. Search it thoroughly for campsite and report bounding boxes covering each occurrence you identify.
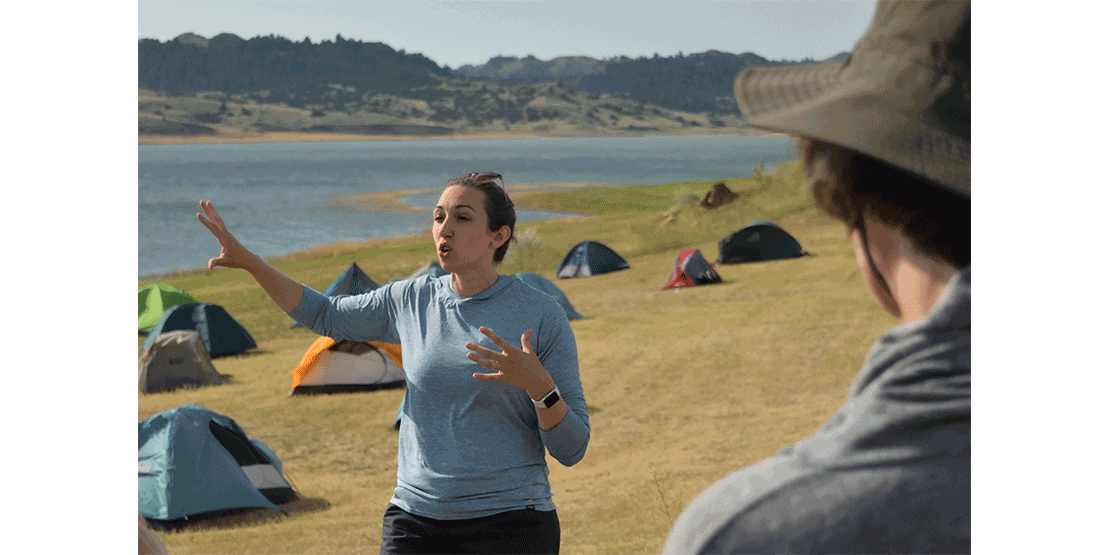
[137,161,898,554]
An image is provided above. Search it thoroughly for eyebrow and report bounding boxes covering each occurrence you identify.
[434,204,477,211]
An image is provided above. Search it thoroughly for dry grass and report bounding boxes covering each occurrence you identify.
[138,163,896,554]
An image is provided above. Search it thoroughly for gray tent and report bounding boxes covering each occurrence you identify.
[139,330,226,393]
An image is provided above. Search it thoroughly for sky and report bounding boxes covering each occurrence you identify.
[137,0,878,68]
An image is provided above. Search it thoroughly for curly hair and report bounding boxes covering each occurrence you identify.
[798,137,970,268]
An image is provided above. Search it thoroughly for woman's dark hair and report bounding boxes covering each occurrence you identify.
[798,137,970,268]
[446,174,516,263]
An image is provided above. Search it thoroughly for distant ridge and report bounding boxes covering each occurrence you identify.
[138,33,845,138]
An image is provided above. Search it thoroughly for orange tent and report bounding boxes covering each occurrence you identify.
[290,337,405,395]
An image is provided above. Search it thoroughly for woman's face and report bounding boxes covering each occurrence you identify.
[433,185,504,273]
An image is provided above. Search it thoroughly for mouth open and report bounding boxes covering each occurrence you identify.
[438,245,451,257]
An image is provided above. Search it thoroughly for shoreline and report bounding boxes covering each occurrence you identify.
[139,180,615,281]
[138,128,787,146]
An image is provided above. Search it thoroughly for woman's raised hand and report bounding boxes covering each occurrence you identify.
[196,200,256,271]
[467,327,556,399]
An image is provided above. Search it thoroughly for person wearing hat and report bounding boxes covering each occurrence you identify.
[663,1,970,553]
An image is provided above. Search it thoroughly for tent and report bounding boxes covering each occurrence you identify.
[142,303,257,358]
[139,283,198,333]
[290,337,405,395]
[556,241,630,278]
[409,260,448,280]
[139,330,226,393]
[700,182,741,209]
[663,248,723,290]
[514,272,582,320]
[293,262,380,327]
[717,221,806,264]
[139,405,296,525]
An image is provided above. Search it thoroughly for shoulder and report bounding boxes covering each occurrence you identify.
[501,276,569,321]
[667,457,969,554]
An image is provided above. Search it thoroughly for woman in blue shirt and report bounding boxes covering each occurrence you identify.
[198,172,590,554]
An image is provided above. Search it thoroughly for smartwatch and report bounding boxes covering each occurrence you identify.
[531,387,560,409]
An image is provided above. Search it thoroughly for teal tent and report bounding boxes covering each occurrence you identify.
[139,283,197,333]
[139,405,295,525]
[556,241,629,278]
[409,260,448,280]
[142,303,257,358]
[514,272,582,320]
[717,221,806,264]
[293,262,379,327]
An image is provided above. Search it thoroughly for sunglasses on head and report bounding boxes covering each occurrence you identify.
[447,172,504,189]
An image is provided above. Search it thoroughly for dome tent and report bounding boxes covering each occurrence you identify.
[663,248,723,290]
[514,272,582,320]
[139,330,226,393]
[141,302,257,358]
[139,405,296,526]
[292,262,380,327]
[556,241,629,279]
[139,283,198,333]
[290,336,405,395]
[716,221,806,264]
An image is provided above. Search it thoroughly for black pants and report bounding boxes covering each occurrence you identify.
[379,504,560,555]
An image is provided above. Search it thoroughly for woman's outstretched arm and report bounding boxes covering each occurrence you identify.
[196,199,304,313]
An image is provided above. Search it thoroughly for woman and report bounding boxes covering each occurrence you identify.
[198,171,589,555]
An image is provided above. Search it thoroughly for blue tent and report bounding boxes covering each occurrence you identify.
[322,262,380,296]
[139,405,295,524]
[293,262,380,327]
[556,241,629,278]
[142,303,257,357]
[409,260,448,280]
[717,221,806,264]
[514,272,582,320]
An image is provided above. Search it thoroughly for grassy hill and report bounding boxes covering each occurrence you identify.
[139,80,746,141]
[137,162,897,554]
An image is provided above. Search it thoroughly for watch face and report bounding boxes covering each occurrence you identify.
[540,389,560,409]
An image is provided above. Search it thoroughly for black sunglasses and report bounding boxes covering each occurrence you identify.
[447,172,504,190]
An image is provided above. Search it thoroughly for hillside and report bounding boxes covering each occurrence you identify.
[138,33,839,141]
[455,50,847,115]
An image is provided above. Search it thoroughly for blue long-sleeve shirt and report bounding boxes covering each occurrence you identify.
[288,273,590,519]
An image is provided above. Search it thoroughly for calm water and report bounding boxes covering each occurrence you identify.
[138,134,794,277]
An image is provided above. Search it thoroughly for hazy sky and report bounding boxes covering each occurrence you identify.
[138,0,878,68]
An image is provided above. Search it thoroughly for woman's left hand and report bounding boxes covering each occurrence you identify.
[467,327,555,398]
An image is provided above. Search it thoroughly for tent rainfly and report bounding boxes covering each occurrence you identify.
[663,248,723,290]
[290,337,405,395]
[556,241,629,279]
[139,283,198,333]
[139,405,296,526]
[717,221,806,264]
[514,272,582,320]
[293,262,380,327]
[142,303,257,358]
[139,330,226,393]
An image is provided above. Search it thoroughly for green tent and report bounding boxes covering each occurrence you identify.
[139,284,198,333]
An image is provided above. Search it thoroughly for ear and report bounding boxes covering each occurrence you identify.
[492,225,512,248]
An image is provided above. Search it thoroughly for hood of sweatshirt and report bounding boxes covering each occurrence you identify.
[786,267,972,469]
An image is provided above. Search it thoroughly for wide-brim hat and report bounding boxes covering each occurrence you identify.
[734,0,970,197]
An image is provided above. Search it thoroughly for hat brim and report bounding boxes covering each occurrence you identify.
[734,61,970,196]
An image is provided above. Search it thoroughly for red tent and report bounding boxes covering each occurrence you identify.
[663,248,723,290]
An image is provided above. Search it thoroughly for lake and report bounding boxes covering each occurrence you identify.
[138,134,795,278]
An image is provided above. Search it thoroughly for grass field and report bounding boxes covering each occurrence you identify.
[137,160,897,554]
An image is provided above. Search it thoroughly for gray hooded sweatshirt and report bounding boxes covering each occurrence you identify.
[663,267,970,554]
